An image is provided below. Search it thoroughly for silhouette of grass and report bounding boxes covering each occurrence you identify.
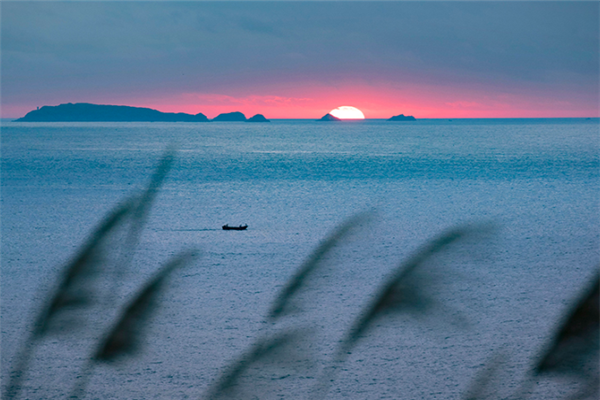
[469,273,599,400]
[461,351,509,400]
[70,250,198,399]
[33,201,136,337]
[204,214,373,400]
[267,211,372,321]
[338,225,491,355]
[535,273,599,376]
[111,147,176,297]
[526,273,599,400]
[203,329,314,400]
[3,200,136,400]
[309,224,494,399]
[4,151,176,400]
[95,250,198,363]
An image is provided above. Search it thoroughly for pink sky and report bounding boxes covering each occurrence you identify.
[5,84,597,120]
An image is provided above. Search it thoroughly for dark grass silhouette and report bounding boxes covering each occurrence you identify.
[310,224,493,399]
[70,250,199,399]
[4,151,598,400]
[203,329,315,400]
[337,225,490,355]
[3,200,136,400]
[267,211,372,321]
[462,351,510,400]
[95,250,199,363]
[462,274,599,400]
[3,150,177,400]
[206,214,373,400]
[535,274,599,376]
[111,148,176,297]
[514,274,599,400]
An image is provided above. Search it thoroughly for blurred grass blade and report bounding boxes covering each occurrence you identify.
[535,273,599,375]
[462,351,508,400]
[5,150,176,399]
[112,148,176,291]
[69,251,197,400]
[4,200,135,400]
[204,330,307,400]
[132,147,175,224]
[94,250,198,362]
[35,149,175,337]
[340,225,486,353]
[34,201,136,336]
[267,212,372,320]
[310,224,492,400]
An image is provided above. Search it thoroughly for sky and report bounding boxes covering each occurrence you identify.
[2,1,599,119]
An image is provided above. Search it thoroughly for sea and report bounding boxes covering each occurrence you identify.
[1,118,599,399]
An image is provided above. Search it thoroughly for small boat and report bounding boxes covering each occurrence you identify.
[222,224,248,231]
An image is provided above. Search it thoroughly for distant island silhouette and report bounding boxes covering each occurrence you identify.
[247,114,270,122]
[16,103,272,123]
[318,113,341,121]
[388,114,416,121]
[211,112,270,122]
[16,103,210,122]
[212,111,247,122]
[15,103,416,123]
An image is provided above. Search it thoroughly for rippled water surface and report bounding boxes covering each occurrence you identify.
[2,119,598,399]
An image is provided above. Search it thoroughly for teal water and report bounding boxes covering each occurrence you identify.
[2,119,598,399]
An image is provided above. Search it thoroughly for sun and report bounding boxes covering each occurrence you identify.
[329,106,365,119]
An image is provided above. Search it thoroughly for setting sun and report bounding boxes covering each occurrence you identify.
[329,106,365,119]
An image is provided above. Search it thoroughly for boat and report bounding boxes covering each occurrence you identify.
[222,224,248,231]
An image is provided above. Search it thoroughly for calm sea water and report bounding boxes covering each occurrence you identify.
[2,119,599,399]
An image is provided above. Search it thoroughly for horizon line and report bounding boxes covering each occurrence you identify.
[3,117,599,122]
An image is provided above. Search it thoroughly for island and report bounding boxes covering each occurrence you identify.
[16,103,209,122]
[247,114,270,122]
[317,113,341,121]
[388,114,416,121]
[212,111,247,122]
